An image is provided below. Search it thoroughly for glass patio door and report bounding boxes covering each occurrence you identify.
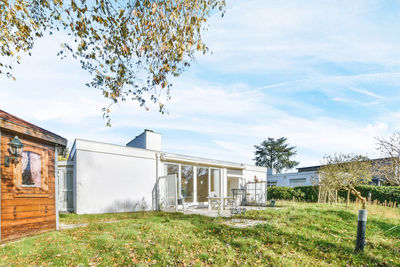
[227,177,239,196]
[181,164,194,202]
[196,167,209,202]
[210,168,221,197]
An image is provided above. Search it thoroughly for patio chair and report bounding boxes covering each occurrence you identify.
[230,189,246,215]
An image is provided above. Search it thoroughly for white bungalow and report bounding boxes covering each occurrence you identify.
[58,130,267,214]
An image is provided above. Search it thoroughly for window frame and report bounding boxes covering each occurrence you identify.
[289,178,307,187]
[21,151,42,188]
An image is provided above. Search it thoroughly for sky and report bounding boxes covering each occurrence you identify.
[1,0,400,169]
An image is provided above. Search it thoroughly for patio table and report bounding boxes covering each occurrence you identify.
[207,196,234,212]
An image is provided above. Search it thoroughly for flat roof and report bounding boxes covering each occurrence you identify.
[161,152,246,169]
[70,138,265,170]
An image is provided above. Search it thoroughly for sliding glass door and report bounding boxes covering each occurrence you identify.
[210,168,221,197]
[164,163,223,204]
[181,164,194,202]
[227,177,239,196]
[196,167,208,202]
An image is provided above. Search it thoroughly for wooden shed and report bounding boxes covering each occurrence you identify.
[0,110,67,242]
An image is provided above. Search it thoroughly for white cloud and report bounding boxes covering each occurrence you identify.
[349,87,384,100]
[203,0,400,73]
[98,77,391,166]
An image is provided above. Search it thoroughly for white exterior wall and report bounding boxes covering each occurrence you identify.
[74,139,158,214]
[126,130,162,151]
[145,131,162,151]
[243,165,267,182]
[267,171,318,187]
[243,165,268,205]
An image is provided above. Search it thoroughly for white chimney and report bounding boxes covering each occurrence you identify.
[126,129,162,151]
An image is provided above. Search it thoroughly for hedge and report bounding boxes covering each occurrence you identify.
[337,185,400,204]
[266,186,305,201]
[293,186,319,202]
[267,185,400,205]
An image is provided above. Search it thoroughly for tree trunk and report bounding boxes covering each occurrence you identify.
[346,189,350,208]
[350,187,367,209]
[335,190,338,204]
[318,187,321,204]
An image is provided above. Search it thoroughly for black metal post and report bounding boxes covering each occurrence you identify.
[355,209,367,252]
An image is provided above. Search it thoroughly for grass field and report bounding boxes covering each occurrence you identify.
[0,202,399,266]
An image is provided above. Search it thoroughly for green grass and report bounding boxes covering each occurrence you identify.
[1,202,399,266]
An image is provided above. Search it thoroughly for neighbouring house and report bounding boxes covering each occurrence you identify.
[267,162,386,188]
[59,130,267,214]
[266,166,319,188]
[0,110,67,242]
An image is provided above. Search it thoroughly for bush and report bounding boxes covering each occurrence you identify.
[293,186,319,202]
[338,185,400,205]
[267,187,304,200]
[268,185,400,204]
[267,187,293,200]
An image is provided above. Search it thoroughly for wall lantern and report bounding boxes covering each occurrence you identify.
[5,136,24,167]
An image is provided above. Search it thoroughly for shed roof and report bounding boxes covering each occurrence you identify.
[0,109,67,147]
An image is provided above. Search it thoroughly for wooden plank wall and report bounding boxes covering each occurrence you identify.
[1,131,56,242]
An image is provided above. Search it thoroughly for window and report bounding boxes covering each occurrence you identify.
[210,169,221,197]
[227,169,242,176]
[165,163,194,202]
[21,151,41,187]
[165,163,179,177]
[290,178,306,187]
[267,181,277,187]
[181,164,194,202]
[227,177,239,196]
[164,163,179,199]
[197,167,209,202]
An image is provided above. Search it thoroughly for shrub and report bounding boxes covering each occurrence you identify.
[267,187,304,200]
[267,187,293,200]
[268,185,400,205]
[338,185,400,205]
[293,186,319,202]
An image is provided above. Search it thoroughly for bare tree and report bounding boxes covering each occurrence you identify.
[318,153,373,209]
[376,132,400,186]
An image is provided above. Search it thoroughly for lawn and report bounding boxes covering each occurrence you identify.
[0,202,399,266]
